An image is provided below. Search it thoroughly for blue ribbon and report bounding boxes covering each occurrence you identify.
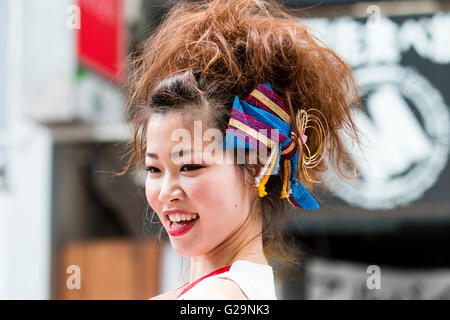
[222,83,319,210]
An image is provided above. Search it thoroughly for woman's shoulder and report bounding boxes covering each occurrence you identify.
[181,260,274,300]
[181,277,248,300]
[149,287,185,300]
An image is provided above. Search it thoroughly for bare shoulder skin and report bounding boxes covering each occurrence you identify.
[149,288,183,300]
[180,278,249,300]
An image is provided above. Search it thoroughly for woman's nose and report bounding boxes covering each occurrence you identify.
[158,177,184,203]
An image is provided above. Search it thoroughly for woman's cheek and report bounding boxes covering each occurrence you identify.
[188,177,216,209]
[188,174,236,215]
[145,178,160,212]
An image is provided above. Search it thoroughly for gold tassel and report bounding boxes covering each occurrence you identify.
[256,146,279,198]
[280,159,289,198]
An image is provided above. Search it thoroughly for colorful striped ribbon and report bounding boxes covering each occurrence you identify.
[222,83,319,210]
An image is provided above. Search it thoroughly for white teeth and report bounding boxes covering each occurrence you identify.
[168,213,199,223]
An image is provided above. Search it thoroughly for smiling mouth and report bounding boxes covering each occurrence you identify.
[170,217,199,230]
[166,215,200,236]
[169,215,199,229]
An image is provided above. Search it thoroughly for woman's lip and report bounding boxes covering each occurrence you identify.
[167,218,199,237]
[163,209,197,215]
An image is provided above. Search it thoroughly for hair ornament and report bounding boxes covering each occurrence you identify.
[222,82,322,210]
[291,108,329,184]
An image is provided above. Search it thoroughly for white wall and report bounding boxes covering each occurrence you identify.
[0,0,12,299]
[0,0,64,299]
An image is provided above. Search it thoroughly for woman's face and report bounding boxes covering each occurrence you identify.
[145,112,256,257]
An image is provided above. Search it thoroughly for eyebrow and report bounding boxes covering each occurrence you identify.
[146,149,197,160]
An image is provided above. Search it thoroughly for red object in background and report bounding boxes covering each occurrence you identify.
[76,0,126,83]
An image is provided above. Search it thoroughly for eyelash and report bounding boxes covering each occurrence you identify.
[145,164,204,173]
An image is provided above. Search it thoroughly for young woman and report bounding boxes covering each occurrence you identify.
[120,0,361,300]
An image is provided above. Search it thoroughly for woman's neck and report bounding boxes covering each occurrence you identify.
[188,217,268,282]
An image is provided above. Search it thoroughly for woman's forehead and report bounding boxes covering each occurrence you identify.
[146,113,227,164]
[146,112,210,134]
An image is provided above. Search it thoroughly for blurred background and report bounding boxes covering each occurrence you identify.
[0,0,449,300]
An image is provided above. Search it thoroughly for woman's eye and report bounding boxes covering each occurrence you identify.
[181,164,204,172]
[146,165,203,174]
[145,166,160,174]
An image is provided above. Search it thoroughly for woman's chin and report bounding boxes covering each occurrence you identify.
[171,242,205,257]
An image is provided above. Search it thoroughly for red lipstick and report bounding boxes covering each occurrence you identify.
[167,218,199,237]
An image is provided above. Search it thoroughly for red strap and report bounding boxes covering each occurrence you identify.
[176,265,231,299]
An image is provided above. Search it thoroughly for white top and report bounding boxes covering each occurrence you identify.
[177,260,278,300]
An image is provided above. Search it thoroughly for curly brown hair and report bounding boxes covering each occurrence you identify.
[119,0,362,268]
